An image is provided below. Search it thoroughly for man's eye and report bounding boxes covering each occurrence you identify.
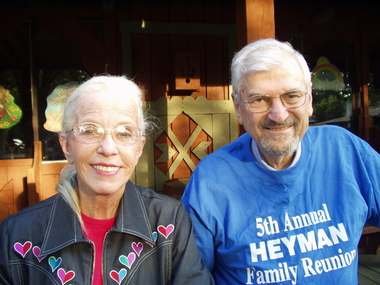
[283,93,302,101]
[250,96,267,103]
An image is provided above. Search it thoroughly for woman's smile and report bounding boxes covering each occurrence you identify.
[91,164,120,173]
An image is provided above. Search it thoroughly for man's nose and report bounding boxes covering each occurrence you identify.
[267,97,289,123]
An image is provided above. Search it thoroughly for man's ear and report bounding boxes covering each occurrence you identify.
[232,93,244,125]
[307,84,314,117]
[59,134,74,164]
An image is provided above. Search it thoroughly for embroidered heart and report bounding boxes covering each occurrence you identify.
[48,256,62,272]
[14,241,32,258]
[110,268,127,284]
[132,242,143,256]
[57,268,75,285]
[152,231,158,242]
[32,246,46,262]
[157,224,175,239]
[119,253,136,269]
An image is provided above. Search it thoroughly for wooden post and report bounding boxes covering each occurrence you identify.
[27,141,42,206]
[29,22,39,142]
[235,0,275,134]
[353,32,372,141]
[235,0,275,50]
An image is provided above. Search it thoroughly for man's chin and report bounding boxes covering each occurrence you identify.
[260,135,299,156]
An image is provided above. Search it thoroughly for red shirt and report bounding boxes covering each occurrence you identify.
[81,213,116,285]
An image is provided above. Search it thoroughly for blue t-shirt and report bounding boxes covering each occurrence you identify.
[182,125,380,284]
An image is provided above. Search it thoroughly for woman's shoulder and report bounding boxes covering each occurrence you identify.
[130,185,190,228]
[136,185,183,206]
[2,195,57,223]
[0,195,58,238]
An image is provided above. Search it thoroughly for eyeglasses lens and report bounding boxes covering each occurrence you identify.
[73,123,141,145]
[246,91,306,113]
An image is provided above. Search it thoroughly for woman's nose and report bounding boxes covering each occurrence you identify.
[97,133,118,156]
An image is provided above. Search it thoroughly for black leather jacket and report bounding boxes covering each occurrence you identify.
[0,181,214,284]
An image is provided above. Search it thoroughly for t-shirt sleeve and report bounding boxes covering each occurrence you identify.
[181,171,216,271]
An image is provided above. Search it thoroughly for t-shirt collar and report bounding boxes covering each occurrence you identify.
[250,138,302,170]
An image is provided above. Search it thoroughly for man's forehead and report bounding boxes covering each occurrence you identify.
[242,72,305,92]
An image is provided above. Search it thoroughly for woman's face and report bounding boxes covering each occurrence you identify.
[59,90,146,198]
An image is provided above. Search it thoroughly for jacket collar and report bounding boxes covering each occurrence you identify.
[113,181,156,244]
[41,181,155,256]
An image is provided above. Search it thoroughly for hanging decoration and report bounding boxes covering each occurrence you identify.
[311,56,345,91]
[44,82,78,132]
[0,86,22,129]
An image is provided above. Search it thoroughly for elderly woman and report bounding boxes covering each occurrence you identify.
[0,76,213,285]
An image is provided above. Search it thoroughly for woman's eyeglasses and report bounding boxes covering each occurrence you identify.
[67,122,144,145]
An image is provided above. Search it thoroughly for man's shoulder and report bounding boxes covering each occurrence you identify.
[306,125,372,154]
[307,125,355,140]
[308,124,348,133]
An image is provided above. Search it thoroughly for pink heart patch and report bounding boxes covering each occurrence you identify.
[119,253,136,269]
[57,268,75,285]
[132,242,143,256]
[157,224,175,239]
[14,241,32,258]
[110,268,127,284]
[32,246,46,262]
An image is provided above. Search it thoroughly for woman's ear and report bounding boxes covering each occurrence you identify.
[59,133,74,164]
[135,136,146,160]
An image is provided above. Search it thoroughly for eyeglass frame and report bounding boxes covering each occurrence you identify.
[236,89,309,114]
[66,122,144,146]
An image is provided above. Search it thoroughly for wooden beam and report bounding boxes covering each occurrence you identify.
[27,141,42,206]
[353,26,372,141]
[236,0,275,49]
[29,22,39,142]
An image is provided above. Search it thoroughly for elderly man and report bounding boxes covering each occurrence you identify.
[182,38,380,284]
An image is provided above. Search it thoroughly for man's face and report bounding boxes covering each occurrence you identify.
[233,59,313,163]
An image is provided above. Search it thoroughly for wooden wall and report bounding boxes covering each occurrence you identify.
[0,159,32,222]
[118,1,238,182]
[131,33,231,101]
[0,142,68,222]
[118,0,237,102]
[118,1,236,25]
[0,0,239,220]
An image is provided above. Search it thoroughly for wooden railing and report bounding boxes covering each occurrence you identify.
[0,157,33,222]
[0,141,67,222]
[27,141,68,206]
